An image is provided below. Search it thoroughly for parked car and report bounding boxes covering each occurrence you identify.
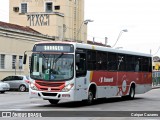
[0,81,10,93]
[1,75,30,92]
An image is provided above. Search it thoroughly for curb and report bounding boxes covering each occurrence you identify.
[152,86,160,89]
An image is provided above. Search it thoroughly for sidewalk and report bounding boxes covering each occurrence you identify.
[152,84,160,89]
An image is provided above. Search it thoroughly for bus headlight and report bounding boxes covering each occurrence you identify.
[62,84,74,92]
[30,83,38,90]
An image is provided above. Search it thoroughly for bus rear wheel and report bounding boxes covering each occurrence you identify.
[48,99,59,104]
[128,86,135,100]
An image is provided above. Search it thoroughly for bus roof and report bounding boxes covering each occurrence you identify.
[34,41,151,57]
[75,42,151,57]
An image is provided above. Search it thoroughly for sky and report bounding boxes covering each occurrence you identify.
[0,0,160,56]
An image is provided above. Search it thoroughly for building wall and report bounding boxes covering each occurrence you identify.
[0,28,54,79]
[9,0,86,42]
[153,62,160,71]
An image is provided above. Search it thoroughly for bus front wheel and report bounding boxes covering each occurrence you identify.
[84,90,94,105]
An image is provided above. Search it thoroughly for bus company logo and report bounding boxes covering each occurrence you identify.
[48,87,51,91]
[99,77,113,83]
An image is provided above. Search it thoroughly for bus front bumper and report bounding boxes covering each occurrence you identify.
[29,89,75,101]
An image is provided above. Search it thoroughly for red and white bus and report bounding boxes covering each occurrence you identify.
[24,41,152,104]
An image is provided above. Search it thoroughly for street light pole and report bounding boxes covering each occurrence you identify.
[76,19,93,42]
[112,29,128,48]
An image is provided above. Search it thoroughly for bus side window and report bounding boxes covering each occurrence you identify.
[76,53,86,77]
[135,57,141,72]
[135,61,139,72]
[108,52,117,71]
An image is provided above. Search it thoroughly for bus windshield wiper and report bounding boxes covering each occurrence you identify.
[54,53,64,63]
[39,52,49,61]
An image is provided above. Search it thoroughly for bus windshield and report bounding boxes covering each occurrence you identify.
[30,53,74,81]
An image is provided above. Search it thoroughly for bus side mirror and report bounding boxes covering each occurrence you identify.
[23,53,27,64]
[76,54,80,63]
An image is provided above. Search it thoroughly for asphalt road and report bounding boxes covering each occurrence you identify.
[0,88,160,120]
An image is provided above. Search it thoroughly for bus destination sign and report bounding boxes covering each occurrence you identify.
[44,46,63,51]
[33,44,74,53]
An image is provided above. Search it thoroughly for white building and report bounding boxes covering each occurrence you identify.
[0,21,55,79]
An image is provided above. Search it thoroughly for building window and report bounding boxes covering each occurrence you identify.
[0,54,5,69]
[74,0,77,4]
[29,56,31,68]
[21,3,27,13]
[12,55,17,69]
[13,7,19,12]
[55,6,60,10]
[46,2,53,12]
[19,56,23,69]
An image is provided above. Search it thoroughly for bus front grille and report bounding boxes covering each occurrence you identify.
[41,92,57,96]
[40,88,60,92]
[35,81,64,87]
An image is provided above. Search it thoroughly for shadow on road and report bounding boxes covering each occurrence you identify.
[37,97,144,108]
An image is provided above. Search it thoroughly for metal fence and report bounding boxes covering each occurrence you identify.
[152,71,160,86]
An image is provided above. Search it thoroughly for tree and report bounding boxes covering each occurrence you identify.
[153,56,160,62]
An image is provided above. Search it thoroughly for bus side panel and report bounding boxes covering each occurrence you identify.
[135,84,152,94]
[91,71,117,86]
[74,71,152,101]
[96,86,118,98]
[74,71,91,101]
[91,71,152,97]
[116,72,152,96]
[91,71,119,98]
[134,72,152,94]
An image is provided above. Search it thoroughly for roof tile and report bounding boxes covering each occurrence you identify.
[0,21,40,34]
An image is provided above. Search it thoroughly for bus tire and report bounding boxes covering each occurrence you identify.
[48,99,59,104]
[85,90,94,105]
[0,91,5,94]
[128,86,135,100]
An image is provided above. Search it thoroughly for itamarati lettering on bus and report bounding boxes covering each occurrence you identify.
[99,77,114,83]
[44,46,64,51]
